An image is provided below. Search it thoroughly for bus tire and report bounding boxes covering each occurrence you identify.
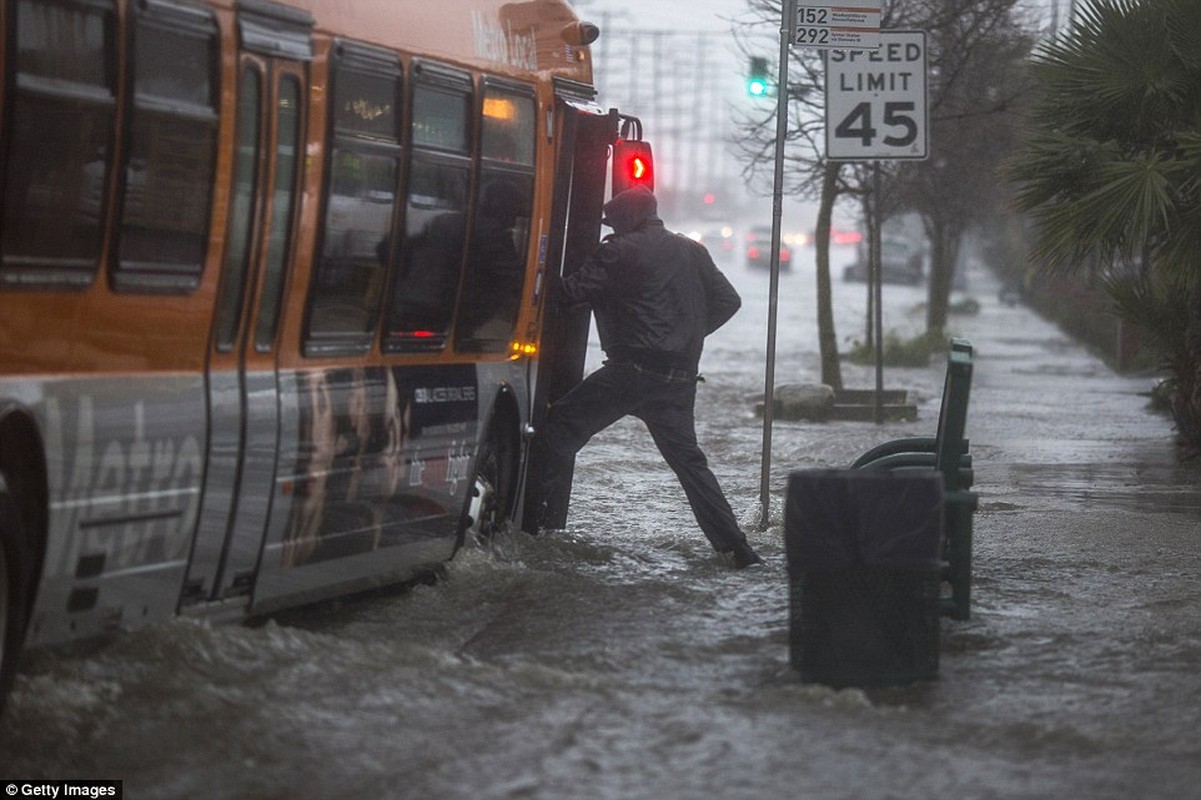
[458,417,520,549]
[0,477,31,718]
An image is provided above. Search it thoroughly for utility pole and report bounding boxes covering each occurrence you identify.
[592,28,740,219]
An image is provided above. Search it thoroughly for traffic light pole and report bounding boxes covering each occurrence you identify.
[757,0,793,531]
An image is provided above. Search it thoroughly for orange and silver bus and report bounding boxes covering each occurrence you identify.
[0,0,654,711]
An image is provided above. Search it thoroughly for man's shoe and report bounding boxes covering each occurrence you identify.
[730,541,763,569]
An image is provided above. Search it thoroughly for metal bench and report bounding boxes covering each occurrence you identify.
[851,338,978,620]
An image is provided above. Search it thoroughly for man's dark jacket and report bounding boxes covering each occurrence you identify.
[560,187,741,372]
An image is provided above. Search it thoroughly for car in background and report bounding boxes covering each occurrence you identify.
[696,225,738,263]
[745,225,791,271]
[842,236,924,285]
[830,227,863,246]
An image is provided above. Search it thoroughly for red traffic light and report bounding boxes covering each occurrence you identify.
[612,138,654,195]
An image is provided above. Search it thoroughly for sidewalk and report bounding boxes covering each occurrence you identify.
[955,264,1194,504]
[906,263,1201,797]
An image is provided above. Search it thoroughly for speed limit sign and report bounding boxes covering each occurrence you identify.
[825,30,928,160]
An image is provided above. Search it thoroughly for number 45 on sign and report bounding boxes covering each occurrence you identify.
[825,30,928,161]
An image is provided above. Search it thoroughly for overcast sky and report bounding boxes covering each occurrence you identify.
[574,0,748,33]
[578,0,1059,38]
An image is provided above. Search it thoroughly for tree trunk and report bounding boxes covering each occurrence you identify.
[1182,288,1201,457]
[862,193,874,345]
[925,216,961,334]
[816,162,842,389]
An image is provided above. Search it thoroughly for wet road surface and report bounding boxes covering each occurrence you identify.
[1,250,1198,799]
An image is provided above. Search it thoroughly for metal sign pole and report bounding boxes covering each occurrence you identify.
[872,161,884,423]
[758,0,793,530]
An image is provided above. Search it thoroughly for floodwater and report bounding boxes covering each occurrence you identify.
[2,242,1199,799]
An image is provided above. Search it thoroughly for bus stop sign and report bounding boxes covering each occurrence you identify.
[825,30,928,161]
[792,0,881,49]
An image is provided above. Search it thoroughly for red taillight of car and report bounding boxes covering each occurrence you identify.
[779,248,791,262]
[747,246,761,259]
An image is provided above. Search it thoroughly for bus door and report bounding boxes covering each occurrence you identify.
[182,4,312,609]
[520,83,611,532]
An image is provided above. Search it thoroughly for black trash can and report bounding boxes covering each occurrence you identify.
[785,469,944,687]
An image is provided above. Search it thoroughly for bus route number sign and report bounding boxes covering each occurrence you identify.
[825,30,928,160]
[792,1,882,50]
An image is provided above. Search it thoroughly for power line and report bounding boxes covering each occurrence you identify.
[591,26,747,218]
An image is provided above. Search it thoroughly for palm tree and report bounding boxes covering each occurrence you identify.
[1006,0,1201,455]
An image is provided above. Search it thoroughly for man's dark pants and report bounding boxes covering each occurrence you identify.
[535,361,745,553]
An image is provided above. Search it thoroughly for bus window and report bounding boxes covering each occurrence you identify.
[1,0,116,288]
[114,0,219,293]
[384,65,473,353]
[254,74,303,351]
[215,66,263,351]
[411,82,471,153]
[455,84,536,352]
[305,45,402,355]
[385,157,468,351]
[480,86,536,165]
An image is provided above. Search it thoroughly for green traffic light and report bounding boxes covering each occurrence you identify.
[747,56,769,97]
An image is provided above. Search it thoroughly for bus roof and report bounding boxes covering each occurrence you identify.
[277,0,596,81]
